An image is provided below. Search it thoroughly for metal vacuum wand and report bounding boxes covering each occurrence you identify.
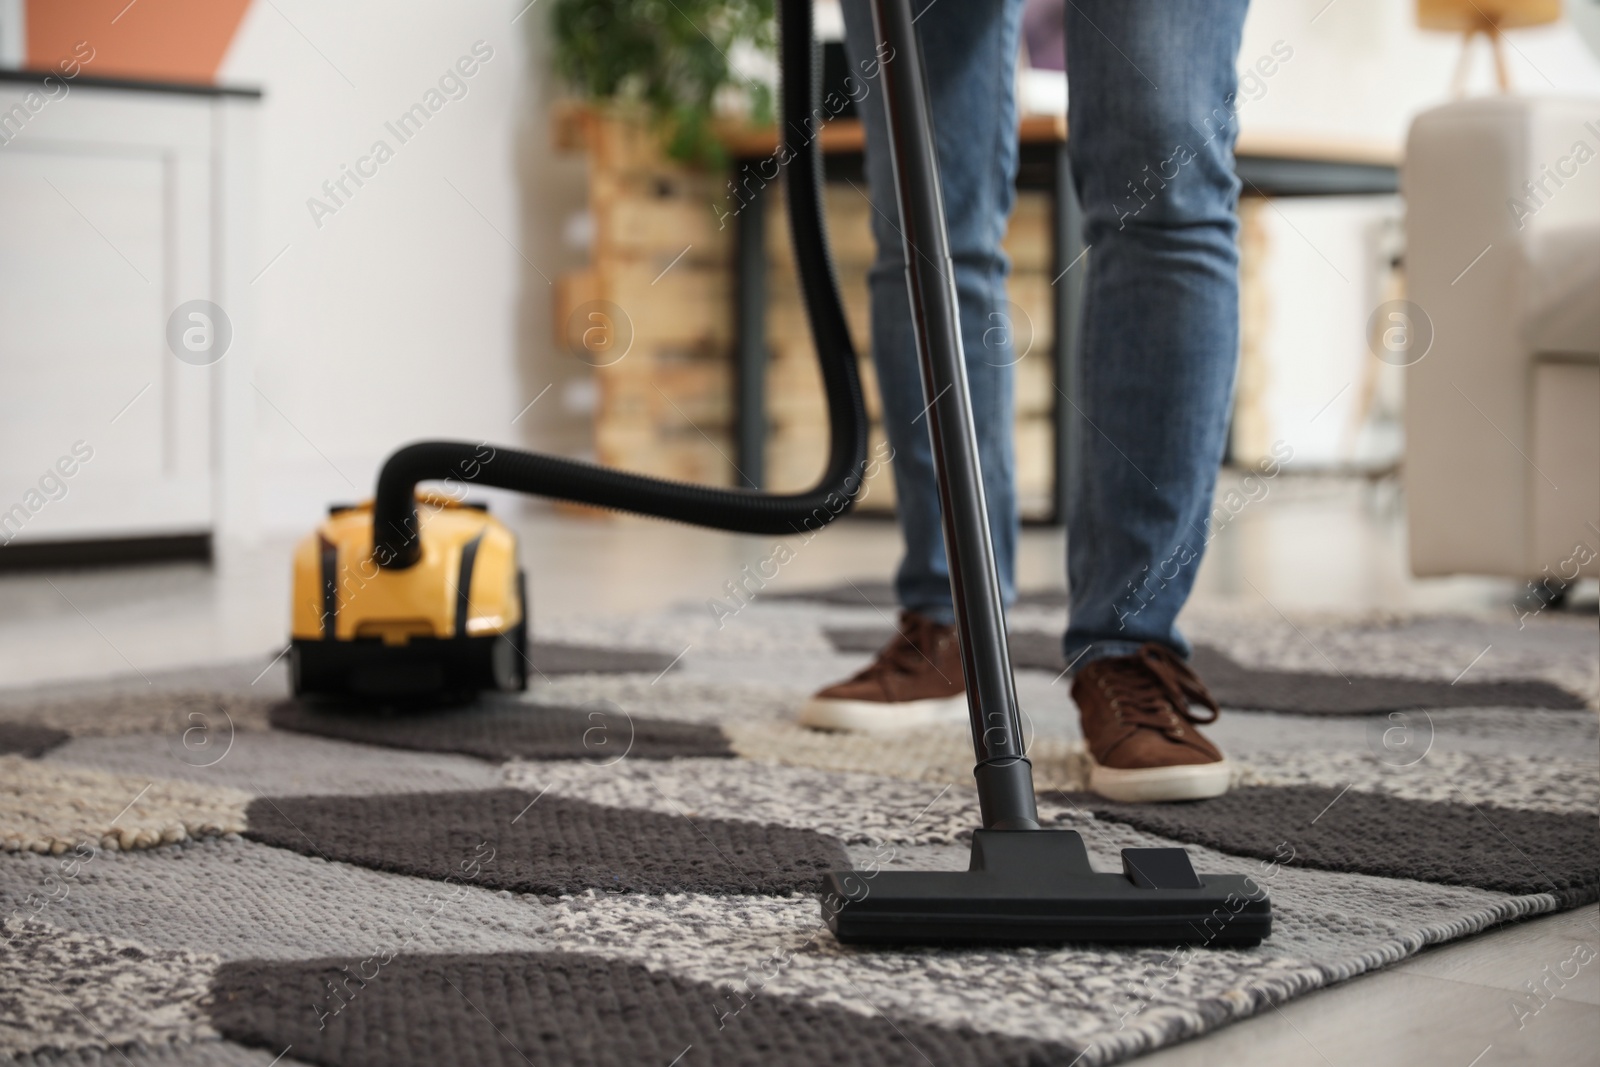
[870,0,1039,832]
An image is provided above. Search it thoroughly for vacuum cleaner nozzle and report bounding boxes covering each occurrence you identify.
[822,830,1271,947]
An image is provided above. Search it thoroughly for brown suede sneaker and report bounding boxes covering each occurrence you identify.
[1071,643,1231,802]
[799,610,968,734]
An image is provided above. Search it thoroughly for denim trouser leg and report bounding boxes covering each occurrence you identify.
[1060,0,1250,669]
[841,0,1025,626]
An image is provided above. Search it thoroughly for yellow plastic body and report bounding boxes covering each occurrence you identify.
[290,494,521,644]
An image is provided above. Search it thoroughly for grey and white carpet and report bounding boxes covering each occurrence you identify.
[1,592,1595,1065]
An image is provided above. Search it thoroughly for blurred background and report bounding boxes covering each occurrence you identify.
[0,0,1596,683]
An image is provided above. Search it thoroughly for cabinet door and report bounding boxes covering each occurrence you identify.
[0,87,214,543]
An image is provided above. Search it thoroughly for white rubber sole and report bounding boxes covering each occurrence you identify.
[1087,757,1232,803]
[797,693,968,735]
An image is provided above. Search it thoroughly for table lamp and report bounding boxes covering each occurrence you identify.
[1417,0,1562,93]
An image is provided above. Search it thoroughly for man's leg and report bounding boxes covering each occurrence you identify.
[1061,0,1250,802]
[1062,0,1250,667]
[842,0,1024,624]
[799,0,1024,734]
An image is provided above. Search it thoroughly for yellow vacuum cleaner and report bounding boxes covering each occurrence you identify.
[289,493,526,697]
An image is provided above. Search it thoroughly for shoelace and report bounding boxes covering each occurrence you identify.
[1093,643,1220,734]
[853,614,951,681]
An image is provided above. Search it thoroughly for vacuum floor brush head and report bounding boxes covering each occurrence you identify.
[822,830,1271,947]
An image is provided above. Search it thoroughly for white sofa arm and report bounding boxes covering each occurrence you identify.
[1403,95,1600,580]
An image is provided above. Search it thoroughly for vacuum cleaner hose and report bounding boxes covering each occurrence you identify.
[373,0,868,568]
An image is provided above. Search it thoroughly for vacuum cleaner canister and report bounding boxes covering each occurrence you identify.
[288,494,527,698]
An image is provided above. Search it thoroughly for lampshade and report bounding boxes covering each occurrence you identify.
[1417,0,1562,32]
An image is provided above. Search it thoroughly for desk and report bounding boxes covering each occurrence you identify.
[724,116,1399,522]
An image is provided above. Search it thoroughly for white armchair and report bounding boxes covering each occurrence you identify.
[1403,95,1600,582]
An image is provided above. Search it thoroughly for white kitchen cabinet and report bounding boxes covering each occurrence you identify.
[0,72,258,557]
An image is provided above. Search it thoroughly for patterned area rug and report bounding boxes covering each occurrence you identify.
[1,595,1595,1066]
[824,628,1589,712]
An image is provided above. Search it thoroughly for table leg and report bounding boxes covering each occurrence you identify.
[734,164,768,490]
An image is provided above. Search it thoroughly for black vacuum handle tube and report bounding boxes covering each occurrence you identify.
[869,0,1039,831]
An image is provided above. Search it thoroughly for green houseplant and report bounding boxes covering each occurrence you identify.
[549,0,776,165]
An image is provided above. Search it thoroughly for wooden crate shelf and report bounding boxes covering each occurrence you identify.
[555,107,1057,518]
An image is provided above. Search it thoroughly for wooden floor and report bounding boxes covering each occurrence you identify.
[1,473,1595,1065]
[1142,905,1598,1066]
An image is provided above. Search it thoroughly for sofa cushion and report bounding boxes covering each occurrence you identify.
[1522,224,1600,357]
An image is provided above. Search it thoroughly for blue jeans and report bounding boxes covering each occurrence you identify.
[842,0,1248,669]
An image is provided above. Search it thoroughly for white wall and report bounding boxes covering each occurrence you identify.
[219,0,588,536]
[1236,0,1600,147]
[0,0,23,68]
[1234,195,1408,470]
